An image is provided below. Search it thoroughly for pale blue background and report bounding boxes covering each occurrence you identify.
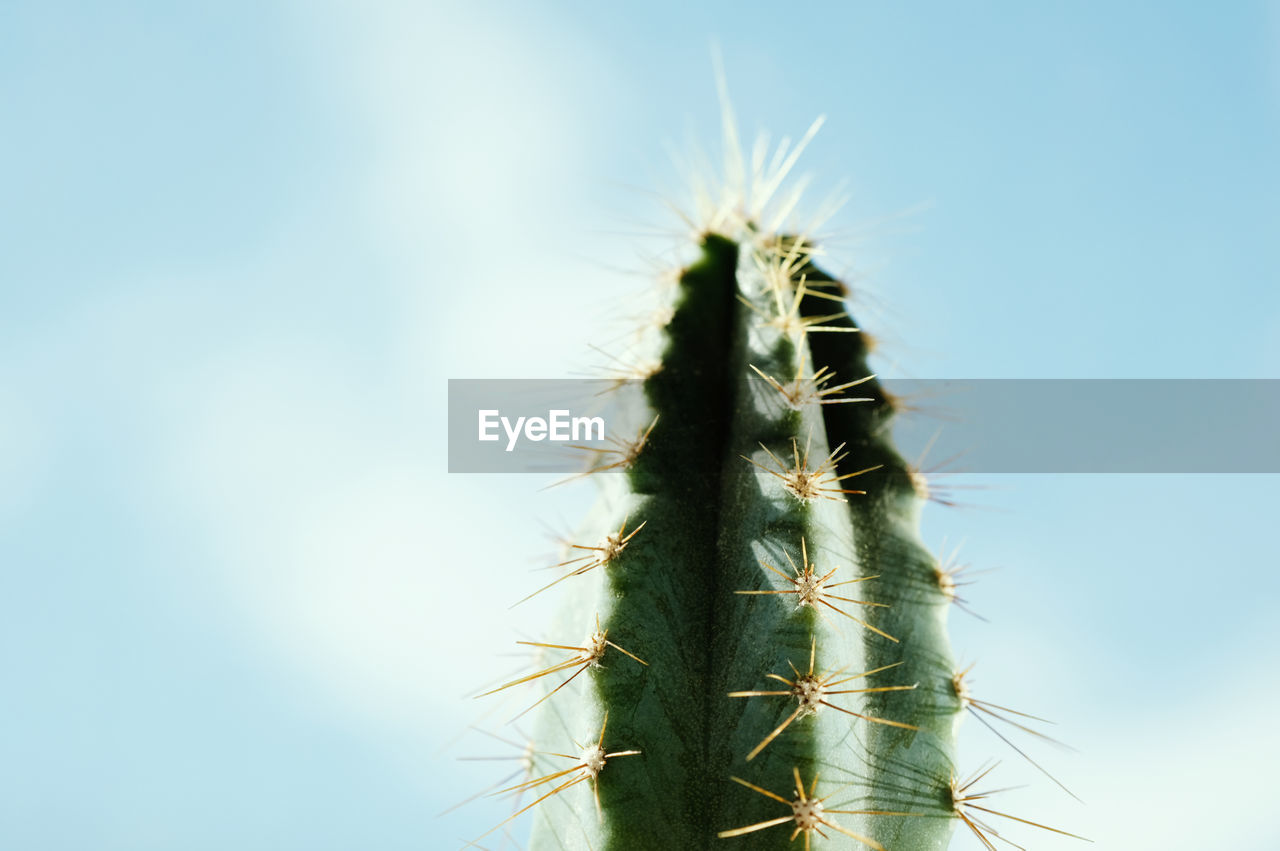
[2,2,1277,849]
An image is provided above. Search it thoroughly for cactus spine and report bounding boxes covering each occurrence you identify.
[474,126,969,850]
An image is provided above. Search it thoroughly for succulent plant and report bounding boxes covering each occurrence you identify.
[467,99,1081,851]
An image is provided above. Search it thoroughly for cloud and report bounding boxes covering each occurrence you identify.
[0,380,45,521]
[1075,662,1280,850]
[949,651,1280,850]
[287,0,642,380]
[152,340,575,729]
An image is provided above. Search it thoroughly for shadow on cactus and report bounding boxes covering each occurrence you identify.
[465,82,1087,851]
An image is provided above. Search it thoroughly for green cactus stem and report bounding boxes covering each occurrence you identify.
[468,208,968,849]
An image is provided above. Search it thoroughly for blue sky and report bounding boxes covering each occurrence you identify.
[2,2,1278,849]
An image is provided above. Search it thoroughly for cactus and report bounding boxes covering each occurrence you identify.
[467,102,1079,851]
